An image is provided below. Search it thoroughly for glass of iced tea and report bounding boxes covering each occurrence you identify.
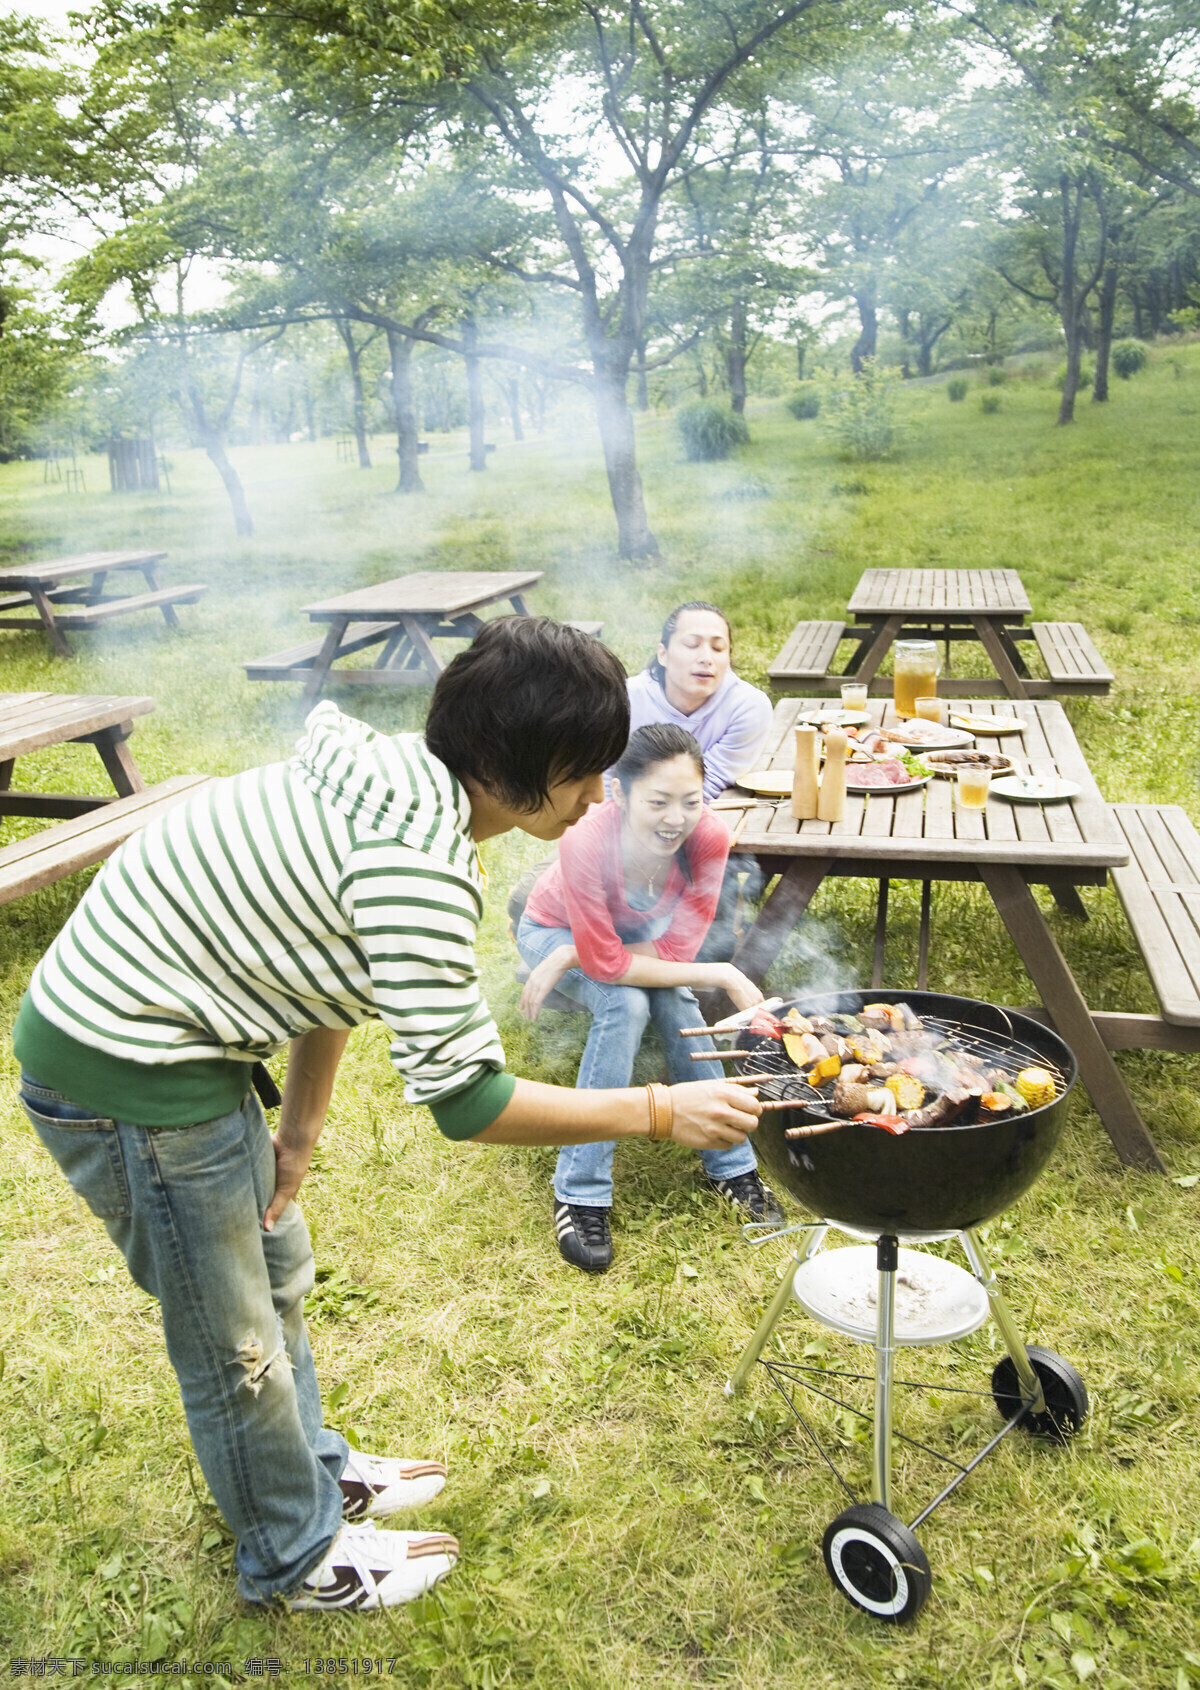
[914,696,944,724]
[893,641,940,717]
[840,682,869,712]
[956,765,991,810]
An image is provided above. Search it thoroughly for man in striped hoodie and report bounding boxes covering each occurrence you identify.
[13,617,762,1614]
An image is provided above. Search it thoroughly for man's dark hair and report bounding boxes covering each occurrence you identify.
[646,601,731,686]
[426,617,629,812]
[612,723,705,795]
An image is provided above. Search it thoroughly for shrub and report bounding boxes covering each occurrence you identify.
[1111,340,1148,380]
[980,392,1002,414]
[676,401,750,461]
[985,366,1008,386]
[824,359,898,460]
[946,377,969,402]
[1054,359,1095,390]
[785,386,821,420]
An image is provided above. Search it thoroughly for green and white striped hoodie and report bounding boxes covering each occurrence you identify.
[27,704,506,1110]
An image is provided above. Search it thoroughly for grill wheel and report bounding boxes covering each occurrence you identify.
[821,1503,932,1623]
[991,1346,1089,1442]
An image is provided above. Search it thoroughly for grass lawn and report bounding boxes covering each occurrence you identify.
[1,352,1199,1686]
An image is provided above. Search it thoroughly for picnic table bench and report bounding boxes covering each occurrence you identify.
[0,774,213,905]
[768,570,1112,700]
[0,552,207,657]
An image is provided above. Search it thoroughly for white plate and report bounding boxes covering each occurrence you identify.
[735,770,794,797]
[925,750,1014,779]
[800,706,871,727]
[845,771,933,796]
[991,775,1080,805]
[950,713,1026,736]
[880,723,976,751]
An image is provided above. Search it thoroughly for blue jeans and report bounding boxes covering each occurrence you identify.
[517,916,758,1208]
[19,1074,347,1604]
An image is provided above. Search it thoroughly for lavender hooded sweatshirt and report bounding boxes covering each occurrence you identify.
[621,668,773,802]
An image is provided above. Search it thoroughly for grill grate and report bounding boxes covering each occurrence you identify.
[734,1006,1069,1119]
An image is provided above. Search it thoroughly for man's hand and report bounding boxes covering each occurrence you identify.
[265,1132,314,1230]
[520,944,578,1021]
[261,1026,351,1231]
[667,1079,762,1149]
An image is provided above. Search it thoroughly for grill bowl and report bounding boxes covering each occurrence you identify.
[741,990,1076,1233]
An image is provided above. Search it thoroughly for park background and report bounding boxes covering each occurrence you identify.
[1,0,1200,1683]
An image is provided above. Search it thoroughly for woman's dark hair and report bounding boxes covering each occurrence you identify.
[612,723,705,795]
[425,616,629,812]
[646,601,732,686]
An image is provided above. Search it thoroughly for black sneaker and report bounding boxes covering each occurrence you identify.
[708,1170,785,1227]
[553,1199,613,1272]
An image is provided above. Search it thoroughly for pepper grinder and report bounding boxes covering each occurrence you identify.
[791,723,819,819]
[817,727,847,823]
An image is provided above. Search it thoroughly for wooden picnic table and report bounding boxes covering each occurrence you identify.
[781,567,1108,701]
[245,569,544,700]
[717,696,1166,1172]
[844,567,1039,699]
[0,691,154,818]
[0,551,207,657]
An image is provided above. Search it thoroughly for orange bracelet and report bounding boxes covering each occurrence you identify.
[646,1083,673,1142]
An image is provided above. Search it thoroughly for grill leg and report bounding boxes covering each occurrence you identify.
[724,1224,827,1396]
[871,1234,899,1513]
[959,1228,1046,1415]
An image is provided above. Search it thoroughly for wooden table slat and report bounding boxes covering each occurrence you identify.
[303,570,543,619]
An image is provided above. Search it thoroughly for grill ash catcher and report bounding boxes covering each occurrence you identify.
[690,988,1088,1623]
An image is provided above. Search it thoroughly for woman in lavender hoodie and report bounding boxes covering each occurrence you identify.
[624,602,773,801]
[621,602,772,960]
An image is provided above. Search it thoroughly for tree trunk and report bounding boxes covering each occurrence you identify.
[1057,178,1082,427]
[796,340,807,381]
[180,371,253,537]
[303,380,317,443]
[635,339,649,411]
[727,299,748,414]
[337,320,372,467]
[850,287,877,374]
[1093,261,1119,402]
[592,366,658,560]
[463,315,487,471]
[503,374,523,441]
[917,316,951,379]
[386,329,423,494]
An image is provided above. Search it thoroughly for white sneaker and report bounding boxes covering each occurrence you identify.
[339,1448,448,1518]
[288,1521,458,1611]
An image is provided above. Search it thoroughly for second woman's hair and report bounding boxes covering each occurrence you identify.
[646,601,731,687]
[612,723,705,795]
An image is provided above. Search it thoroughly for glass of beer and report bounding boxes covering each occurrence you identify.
[956,765,991,810]
[840,682,869,712]
[914,696,944,724]
[893,641,940,717]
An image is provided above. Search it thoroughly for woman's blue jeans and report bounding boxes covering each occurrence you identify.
[19,1073,347,1604]
[517,917,758,1208]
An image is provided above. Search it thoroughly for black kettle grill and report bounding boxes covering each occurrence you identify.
[709,990,1087,1624]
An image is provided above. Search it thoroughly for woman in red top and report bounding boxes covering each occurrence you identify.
[519,724,783,1273]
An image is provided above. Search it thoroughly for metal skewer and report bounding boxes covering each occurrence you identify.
[688,1048,769,1062]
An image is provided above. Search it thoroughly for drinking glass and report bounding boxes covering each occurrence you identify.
[956,766,991,810]
[840,682,869,712]
[914,696,944,725]
[893,641,940,716]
